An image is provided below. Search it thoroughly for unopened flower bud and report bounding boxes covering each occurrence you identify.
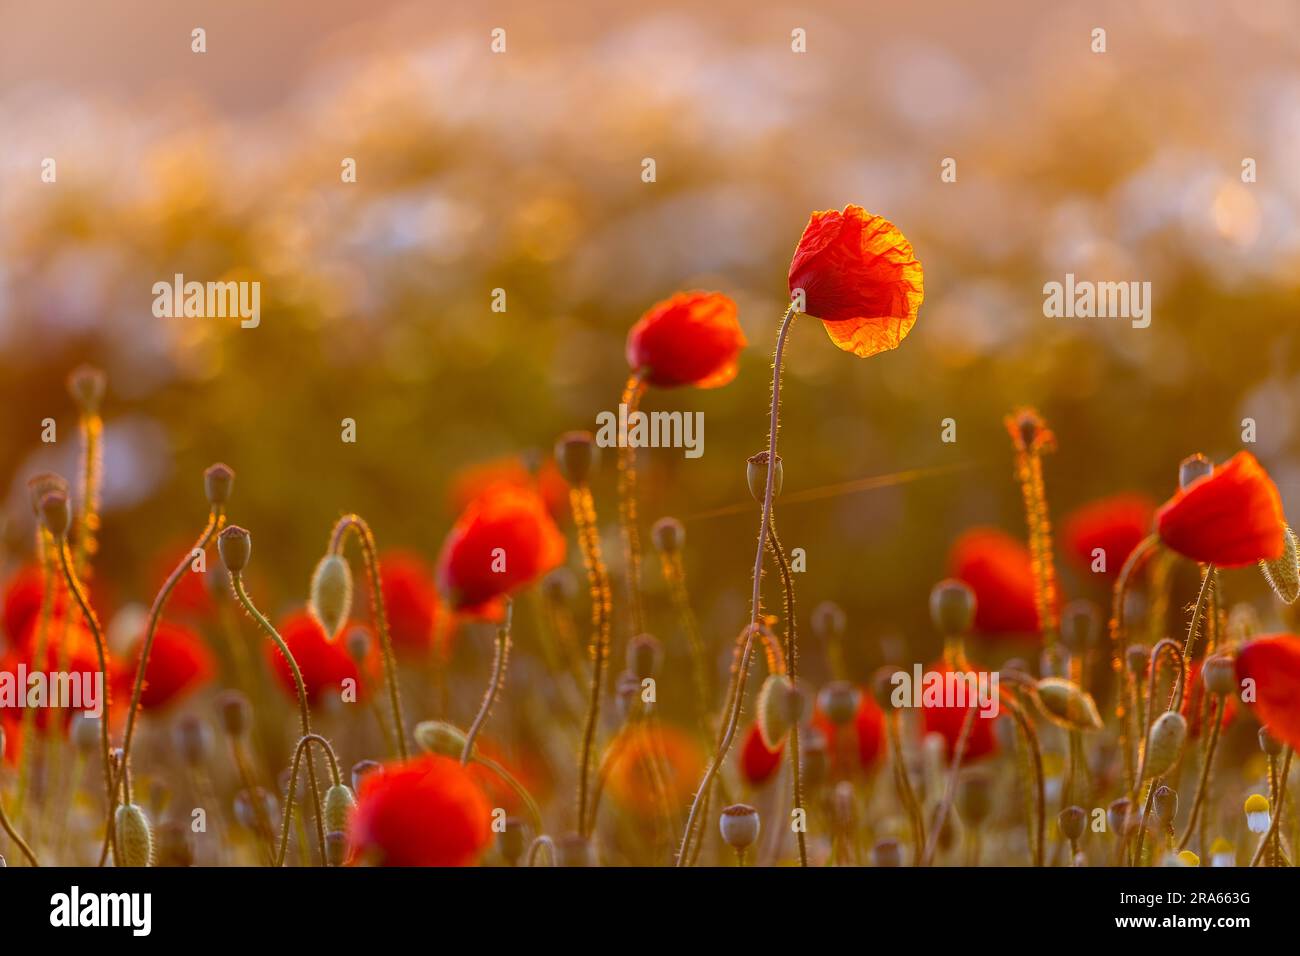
[1152,785,1178,826]
[1259,727,1284,757]
[650,517,684,554]
[1261,526,1300,604]
[324,784,357,833]
[414,720,468,758]
[756,674,803,747]
[870,666,902,711]
[1109,798,1136,836]
[929,579,976,636]
[1179,453,1213,490]
[218,525,252,573]
[39,491,70,539]
[719,804,761,851]
[554,431,596,486]
[627,633,662,681]
[309,553,353,640]
[203,463,235,507]
[1202,654,1237,697]
[1058,805,1087,842]
[1126,644,1150,678]
[115,804,154,867]
[746,451,782,502]
[1142,711,1187,780]
[216,690,251,737]
[817,681,860,726]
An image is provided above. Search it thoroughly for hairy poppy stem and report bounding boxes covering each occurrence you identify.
[1250,748,1292,866]
[229,572,328,866]
[886,711,927,862]
[73,405,103,577]
[1177,696,1226,851]
[1168,565,1214,711]
[659,550,711,740]
[1007,410,1059,645]
[461,600,513,764]
[678,304,796,864]
[765,524,807,867]
[277,733,343,868]
[617,371,648,637]
[1110,533,1160,793]
[571,484,612,838]
[12,531,57,823]
[1001,692,1046,866]
[329,514,409,759]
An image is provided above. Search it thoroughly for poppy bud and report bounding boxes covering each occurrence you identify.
[871,838,903,867]
[115,805,153,868]
[71,713,100,753]
[870,666,902,710]
[542,567,577,603]
[500,817,527,866]
[67,364,107,412]
[1058,805,1087,843]
[756,674,803,747]
[811,600,846,643]
[39,491,70,539]
[218,525,252,573]
[650,517,685,554]
[173,715,212,766]
[325,831,349,867]
[1179,453,1213,490]
[216,691,251,737]
[1202,654,1236,697]
[1152,785,1178,827]
[203,462,235,507]
[1259,727,1284,756]
[1142,711,1187,779]
[626,633,662,681]
[1260,526,1300,604]
[746,451,782,502]
[309,553,353,640]
[929,579,976,636]
[324,784,357,833]
[1035,678,1104,732]
[719,804,761,851]
[957,771,993,827]
[1126,644,1150,678]
[817,681,860,726]
[1061,600,1101,650]
[351,759,381,792]
[1108,798,1136,836]
[554,431,596,486]
[555,833,596,867]
[414,720,469,758]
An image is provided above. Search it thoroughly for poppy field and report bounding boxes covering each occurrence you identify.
[1,2,1300,880]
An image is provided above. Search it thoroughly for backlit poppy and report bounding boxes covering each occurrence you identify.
[351,755,493,866]
[740,721,783,786]
[378,550,440,656]
[625,291,745,389]
[919,659,1000,764]
[265,610,366,706]
[787,205,924,358]
[448,456,569,526]
[605,723,705,818]
[130,621,216,711]
[1235,634,1300,750]
[1156,452,1285,567]
[1062,493,1155,577]
[949,527,1041,637]
[812,690,886,773]
[436,484,565,615]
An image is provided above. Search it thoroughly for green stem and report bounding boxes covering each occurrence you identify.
[766,524,806,867]
[277,733,343,867]
[461,601,513,764]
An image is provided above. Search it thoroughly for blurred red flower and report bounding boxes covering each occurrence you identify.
[740,721,783,786]
[377,550,440,656]
[351,755,493,866]
[437,484,565,615]
[949,527,1040,637]
[3,564,83,651]
[787,205,924,358]
[1156,452,1285,567]
[265,610,365,706]
[812,690,886,774]
[130,621,216,711]
[605,723,705,817]
[1062,493,1155,578]
[625,291,745,389]
[1235,634,1300,750]
[448,455,569,526]
[919,660,1000,763]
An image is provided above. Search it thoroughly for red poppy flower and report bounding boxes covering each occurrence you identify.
[351,755,493,866]
[812,691,886,774]
[787,205,924,358]
[625,291,746,389]
[265,610,366,706]
[1235,634,1300,750]
[448,456,569,526]
[605,723,705,817]
[949,527,1040,637]
[130,621,216,711]
[437,484,565,615]
[740,721,783,786]
[3,564,76,650]
[1156,452,1286,567]
[1181,659,1236,739]
[1062,493,1155,578]
[376,551,440,656]
[919,660,1000,764]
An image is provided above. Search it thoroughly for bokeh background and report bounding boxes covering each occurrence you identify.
[3,0,1300,678]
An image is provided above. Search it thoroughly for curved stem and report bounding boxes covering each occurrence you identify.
[887,711,927,863]
[921,704,976,866]
[277,733,343,867]
[572,484,612,838]
[1177,696,1226,851]
[527,835,556,867]
[1002,691,1046,867]
[473,754,543,835]
[461,601,513,764]
[1168,565,1213,712]
[766,524,806,867]
[617,372,648,637]
[330,514,408,758]
[230,572,328,865]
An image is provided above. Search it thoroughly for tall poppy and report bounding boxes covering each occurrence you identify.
[625,291,745,389]
[378,550,440,656]
[1156,452,1285,566]
[436,484,565,616]
[130,621,216,711]
[787,205,924,358]
[949,527,1041,637]
[1062,493,1155,577]
[740,721,784,786]
[351,755,493,866]
[1235,634,1300,750]
[265,610,367,706]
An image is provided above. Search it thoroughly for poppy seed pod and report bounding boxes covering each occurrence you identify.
[811,600,846,643]
[929,579,977,636]
[325,831,349,867]
[650,517,685,554]
[216,691,251,738]
[1035,678,1104,732]
[746,451,782,502]
[414,720,469,759]
[203,462,235,507]
[351,759,381,793]
[718,804,761,850]
[26,472,69,519]
[39,491,71,539]
[1152,785,1178,827]
[871,838,903,867]
[627,633,662,681]
[870,666,902,711]
[115,804,154,867]
[218,525,252,573]
[1061,600,1101,650]
[1179,453,1213,490]
[818,681,860,726]
[1126,644,1150,678]
[68,363,107,411]
[554,431,596,486]
[1108,798,1136,836]
[1143,711,1188,780]
[1058,805,1087,843]
[1202,654,1237,697]
[756,674,802,747]
[309,553,353,640]
[1259,727,1283,757]
[957,771,993,827]
[324,784,357,833]
[1260,526,1300,604]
